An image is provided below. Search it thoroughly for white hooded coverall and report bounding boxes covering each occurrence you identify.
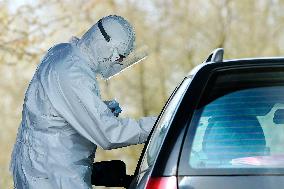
[10,15,156,189]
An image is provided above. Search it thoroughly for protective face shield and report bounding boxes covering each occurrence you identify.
[92,15,148,79]
[98,45,148,80]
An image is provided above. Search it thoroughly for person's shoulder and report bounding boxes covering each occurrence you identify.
[44,43,93,81]
[47,43,73,60]
[48,43,71,52]
[47,43,77,71]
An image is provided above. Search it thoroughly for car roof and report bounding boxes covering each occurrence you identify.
[187,57,284,77]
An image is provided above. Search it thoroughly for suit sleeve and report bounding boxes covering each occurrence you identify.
[46,63,156,150]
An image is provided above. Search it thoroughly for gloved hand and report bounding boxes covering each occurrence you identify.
[104,100,122,117]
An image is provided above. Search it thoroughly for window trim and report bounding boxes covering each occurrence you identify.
[133,77,190,177]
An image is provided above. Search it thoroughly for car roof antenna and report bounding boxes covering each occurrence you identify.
[204,48,224,63]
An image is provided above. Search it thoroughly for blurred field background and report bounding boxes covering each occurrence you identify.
[2,0,284,188]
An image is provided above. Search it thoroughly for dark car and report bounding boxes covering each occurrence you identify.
[92,48,284,189]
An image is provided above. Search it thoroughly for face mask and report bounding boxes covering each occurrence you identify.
[99,61,123,79]
[98,46,148,80]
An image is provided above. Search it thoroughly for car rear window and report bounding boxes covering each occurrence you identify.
[184,67,284,175]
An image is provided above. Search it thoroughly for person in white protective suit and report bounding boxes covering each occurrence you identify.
[10,15,156,189]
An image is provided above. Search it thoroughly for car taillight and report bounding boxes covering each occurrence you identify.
[145,176,177,189]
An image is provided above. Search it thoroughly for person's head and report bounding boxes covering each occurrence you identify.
[78,15,136,79]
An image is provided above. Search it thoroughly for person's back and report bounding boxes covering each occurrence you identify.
[11,43,97,188]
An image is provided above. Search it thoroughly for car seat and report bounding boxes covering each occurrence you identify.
[202,115,268,161]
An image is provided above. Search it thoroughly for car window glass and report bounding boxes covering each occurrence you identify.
[186,69,284,174]
[139,77,191,172]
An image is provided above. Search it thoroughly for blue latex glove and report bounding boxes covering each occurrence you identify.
[104,100,122,117]
[113,106,122,117]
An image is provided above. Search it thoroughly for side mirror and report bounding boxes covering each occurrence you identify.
[91,160,133,188]
[273,109,284,124]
